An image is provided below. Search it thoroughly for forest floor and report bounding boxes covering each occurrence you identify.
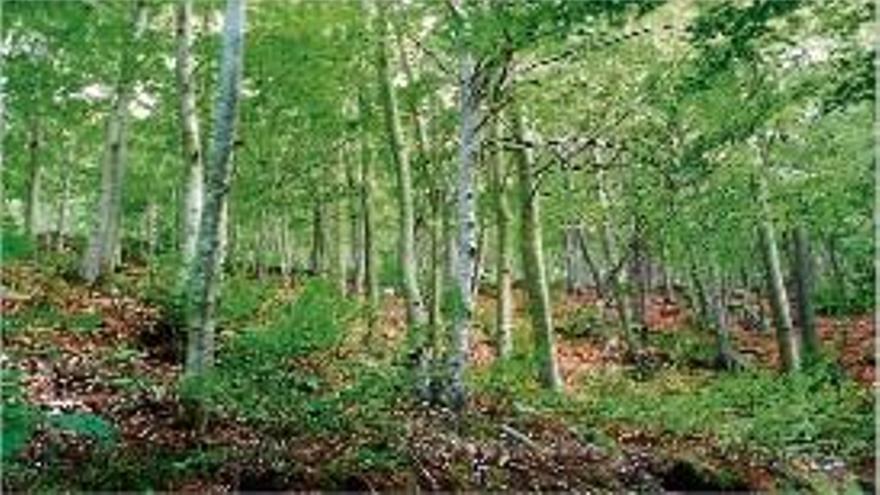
[1,259,876,492]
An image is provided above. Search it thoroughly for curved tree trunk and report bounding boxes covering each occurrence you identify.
[513,109,562,391]
[184,0,246,375]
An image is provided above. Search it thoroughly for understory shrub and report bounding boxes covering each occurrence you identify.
[181,279,357,429]
[577,364,873,461]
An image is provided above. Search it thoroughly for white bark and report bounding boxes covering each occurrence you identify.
[449,37,481,407]
[185,0,246,375]
[176,0,205,280]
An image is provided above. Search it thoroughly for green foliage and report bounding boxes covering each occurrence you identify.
[558,305,605,339]
[2,370,36,460]
[217,275,277,329]
[577,365,873,461]
[471,350,545,402]
[1,221,34,261]
[182,279,355,429]
[645,329,717,368]
[46,412,117,446]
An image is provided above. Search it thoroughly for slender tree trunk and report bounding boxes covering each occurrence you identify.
[596,168,631,340]
[707,265,737,370]
[358,90,379,329]
[332,150,348,295]
[25,119,42,241]
[447,31,481,407]
[309,202,327,276]
[825,236,849,312]
[490,117,513,358]
[793,223,819,360]
[575,226,605,299]
[689,257,711,330]
[184,0,246,375]
[428,186,444,343]
[513,109,562,391]
[81,1,147,284]
[144,201,158,260]
[55,149,72,251]
[374,1,426,327]
[347,144,365,295]
[444,191,459,285]
[176,0,205,282]
[754,171,800,372]
[629,226,648,332]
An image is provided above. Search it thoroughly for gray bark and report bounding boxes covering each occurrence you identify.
[358,90,379,328]
[793,223,819,360]
[55,148,73,251]
[754,169,800,372]
[575,226,605,299]
[81,1,147,283]
[25,119,42,240]
[490,116,513,358]
[374,1,426,327]
[448,33,481,407]
[184,0,246,375]
[513,109,562,391]
[707,266,738,370]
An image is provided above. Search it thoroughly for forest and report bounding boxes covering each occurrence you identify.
[1,0,875,491]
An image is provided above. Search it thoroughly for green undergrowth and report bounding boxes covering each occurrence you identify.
[180,279,412,484]
[572,363,873,462]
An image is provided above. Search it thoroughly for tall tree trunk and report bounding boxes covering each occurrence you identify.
[332,150,348,295]
[184,0,246,375]
[575,226,605,299]
[447,26,481,407]
[596,168,631,341]
[629,226,648,333]
[55,148,73,252]
[347,144,365,296]
[754,171,800,372]
[25,119,42,241]
[81,1,147,284]
[513,109,562,391]
[310,199,327,276]
[374,1,426,327]
[489,116,513,358]
[358,90,379,329]
[144,201,158,260]
[825,236,849,312]
[707,265,738,370]
[793,223,819,361]
[176,0,205,283]
[428,186,444,345]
